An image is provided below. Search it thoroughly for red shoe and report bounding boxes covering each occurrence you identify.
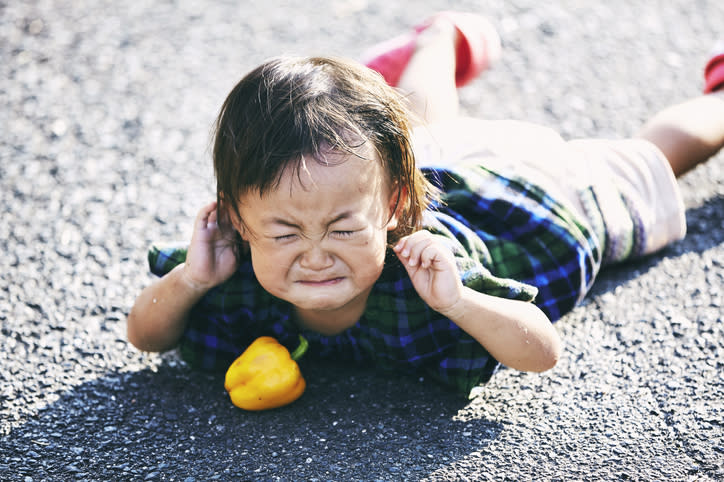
[361,11,501,88]
[704,43,724,93]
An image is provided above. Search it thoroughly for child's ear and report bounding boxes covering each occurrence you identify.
[218,197,248,240]
[386,185,407,231]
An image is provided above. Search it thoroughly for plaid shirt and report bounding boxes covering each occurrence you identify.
[148,164,601,396]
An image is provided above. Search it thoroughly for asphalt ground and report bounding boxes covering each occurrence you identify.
[1,0,723,480]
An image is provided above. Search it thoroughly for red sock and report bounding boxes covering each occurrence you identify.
[704,53,724,93]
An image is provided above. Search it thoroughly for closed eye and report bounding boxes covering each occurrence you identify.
[331,230,355,239]
[273,234,298,242]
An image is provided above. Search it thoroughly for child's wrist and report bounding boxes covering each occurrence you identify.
[174,263,214,296]
[434,287,470,322]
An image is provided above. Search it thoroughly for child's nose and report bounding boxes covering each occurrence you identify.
[299,244,334,270]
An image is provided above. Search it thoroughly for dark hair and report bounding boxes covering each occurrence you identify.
[213,56,437,252]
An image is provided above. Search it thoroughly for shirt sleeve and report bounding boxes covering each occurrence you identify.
[421,212,539,302]
[147,243,188,277]
[423,164,601,322]
[146,243,302,372]
[355,250,529,398]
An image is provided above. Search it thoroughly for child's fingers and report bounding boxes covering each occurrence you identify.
[417,243,442,269]
[194,201,219,232]
[396,231,436,267]
[196,201,217,219]
[207,206,218,225]
[393,235,408,253]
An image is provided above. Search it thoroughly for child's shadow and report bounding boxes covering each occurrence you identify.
[2,361,502,479]
[11,200,719,480]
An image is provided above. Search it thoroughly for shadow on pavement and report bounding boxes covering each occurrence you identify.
[1,359,504,479]
[4,197,719,479]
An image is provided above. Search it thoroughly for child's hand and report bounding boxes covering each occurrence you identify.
[393,231,464,314]
[182,201,240,292]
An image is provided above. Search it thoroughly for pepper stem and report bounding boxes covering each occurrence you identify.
[290,335,308,361]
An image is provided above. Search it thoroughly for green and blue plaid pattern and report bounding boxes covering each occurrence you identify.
[148,164,601,395]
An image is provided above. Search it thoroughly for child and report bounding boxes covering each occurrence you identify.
[128,12,724,397]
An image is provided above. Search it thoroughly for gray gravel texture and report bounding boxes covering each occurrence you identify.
[1,0,723,480]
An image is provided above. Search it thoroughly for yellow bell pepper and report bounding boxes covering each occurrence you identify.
[224,335,308,411]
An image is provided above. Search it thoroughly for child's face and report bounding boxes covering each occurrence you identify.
[234,147,399,335]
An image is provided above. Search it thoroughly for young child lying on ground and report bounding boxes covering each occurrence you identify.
[128,12,724,396]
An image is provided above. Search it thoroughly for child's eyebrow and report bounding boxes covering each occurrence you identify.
[268,218,300,229]
[267,211,354,229]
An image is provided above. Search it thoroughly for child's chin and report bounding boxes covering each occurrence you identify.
[295,298,346,312]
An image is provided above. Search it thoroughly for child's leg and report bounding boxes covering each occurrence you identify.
[396,20,460,125]
[638,90,724,177]
[363,12,500,125]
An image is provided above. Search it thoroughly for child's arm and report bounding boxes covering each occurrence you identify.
[127,202,240,352]
[394,231,561,372]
